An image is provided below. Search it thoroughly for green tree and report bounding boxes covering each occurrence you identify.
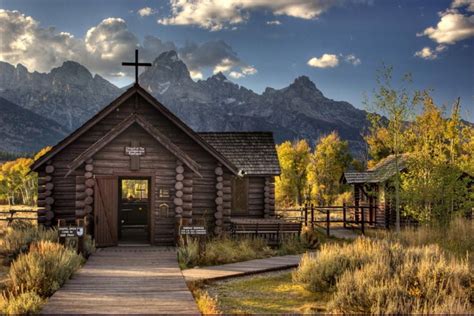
[275,140,311,206]
[402,95,473,223]
[365,65,422,232]
[0,147,51,206]
[307,132,352,205]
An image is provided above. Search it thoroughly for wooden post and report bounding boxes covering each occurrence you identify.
[304,204,308,226]
[76,218,85,255]
[198,236,206,260]
[175,217,182,245]
[343,203,347,228]
[354,185,360,224]
[310,204,314,229]
[326,209,330,237]
[361,207,365,235]
[58,219,67,244]
[277,222,281,245]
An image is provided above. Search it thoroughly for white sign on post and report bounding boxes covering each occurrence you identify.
[180,226,207,235]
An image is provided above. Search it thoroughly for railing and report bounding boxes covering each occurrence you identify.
[0,209,39,224]
[276,204,378,236]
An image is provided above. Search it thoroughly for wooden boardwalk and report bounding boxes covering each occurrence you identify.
[182,254,303,282]
[42,247,199,314]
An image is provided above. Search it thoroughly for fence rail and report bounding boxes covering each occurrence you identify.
[0,209,39,223]
[276,204,377,236]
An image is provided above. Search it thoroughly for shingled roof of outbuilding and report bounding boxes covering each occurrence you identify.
[198,132,281,176]
[342,154,408,184]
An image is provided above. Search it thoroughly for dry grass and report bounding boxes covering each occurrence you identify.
[368,217,474,264]
[196,271,329,314]
[0,205,38,235]
[293,238,473,314]
[178,235,311,269]
[8,241,83,298]
[0,290,45,314]
[0,222,58,261]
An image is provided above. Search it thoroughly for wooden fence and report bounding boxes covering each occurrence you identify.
[276,204,377,236]
[0,209,39,224]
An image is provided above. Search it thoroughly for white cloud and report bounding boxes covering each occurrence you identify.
[242,65,257,75]
[179,40,240,74]
[159,0,370,31]
[137,7,156,17]
[344,54,361,65]
[266,20,281,25]
[85,18,138,60]
[0,9,84,73]
[414,47,438,60]
[0,10,173,77]
[417,1,474,44]
[414,45,448,60]
[0,9,255,82]
[307,54,339,68]
[229,71,244,79]
[189,70,203,80]
[452,0,474,12]
[227,65,258,79]
[213,58,237,73]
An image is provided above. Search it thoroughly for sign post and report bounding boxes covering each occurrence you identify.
[179,224,207,259]
[125,140,145,171]
[57,217,87,255]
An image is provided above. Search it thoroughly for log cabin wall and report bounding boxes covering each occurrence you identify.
[40,93,229,245]
[247,177,266,218]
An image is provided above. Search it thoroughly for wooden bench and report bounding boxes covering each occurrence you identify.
[230,219,302,245]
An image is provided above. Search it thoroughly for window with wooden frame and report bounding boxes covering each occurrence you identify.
[232,177,249,216]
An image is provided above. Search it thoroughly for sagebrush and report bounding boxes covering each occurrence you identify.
[293,237,472,314]
[0,290,44,314]
[8,241,83,298]
[0,222,57,260]
[178,235,310,269]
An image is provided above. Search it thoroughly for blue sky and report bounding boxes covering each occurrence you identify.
[1,0,473,120]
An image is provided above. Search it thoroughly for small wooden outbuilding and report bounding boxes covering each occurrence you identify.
[341,155,407,228]
[31,84,280,246]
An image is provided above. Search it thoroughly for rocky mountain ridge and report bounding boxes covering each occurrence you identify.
[0,97,68,153]
[0,51,369,154]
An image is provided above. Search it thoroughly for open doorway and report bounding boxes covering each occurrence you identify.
[118,178,150,244]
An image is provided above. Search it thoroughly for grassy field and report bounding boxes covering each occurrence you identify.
[196,271,330,314]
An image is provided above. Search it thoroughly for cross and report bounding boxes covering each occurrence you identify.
[122,49,152,84]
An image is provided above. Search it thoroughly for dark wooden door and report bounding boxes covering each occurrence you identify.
[94,176,118,247]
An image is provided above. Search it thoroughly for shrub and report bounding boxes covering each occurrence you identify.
[371,217,473,259]
[277,235,308,256]
[328,244,472,314]
[292,238,377,291]
[0,223,57,260]
[0,290,44,315]
[178,236,275,268]
[293,237,472,313]
[177,238,200,269]
[194,289,221,315]
[82,234,96,258]
[199,237,273,266]
[8,241,83,297]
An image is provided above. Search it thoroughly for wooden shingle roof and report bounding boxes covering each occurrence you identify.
[198,132,281,176]
[343,154,408,184]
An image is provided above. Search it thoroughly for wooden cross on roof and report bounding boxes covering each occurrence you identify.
[122,49,152,85]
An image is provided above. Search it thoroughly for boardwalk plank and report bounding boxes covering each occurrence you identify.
[182,254,304,281]
[41,247,199,315]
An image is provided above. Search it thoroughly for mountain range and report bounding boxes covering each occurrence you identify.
[0,51,369,155]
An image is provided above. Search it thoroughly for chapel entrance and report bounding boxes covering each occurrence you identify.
[118,178,150,244]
